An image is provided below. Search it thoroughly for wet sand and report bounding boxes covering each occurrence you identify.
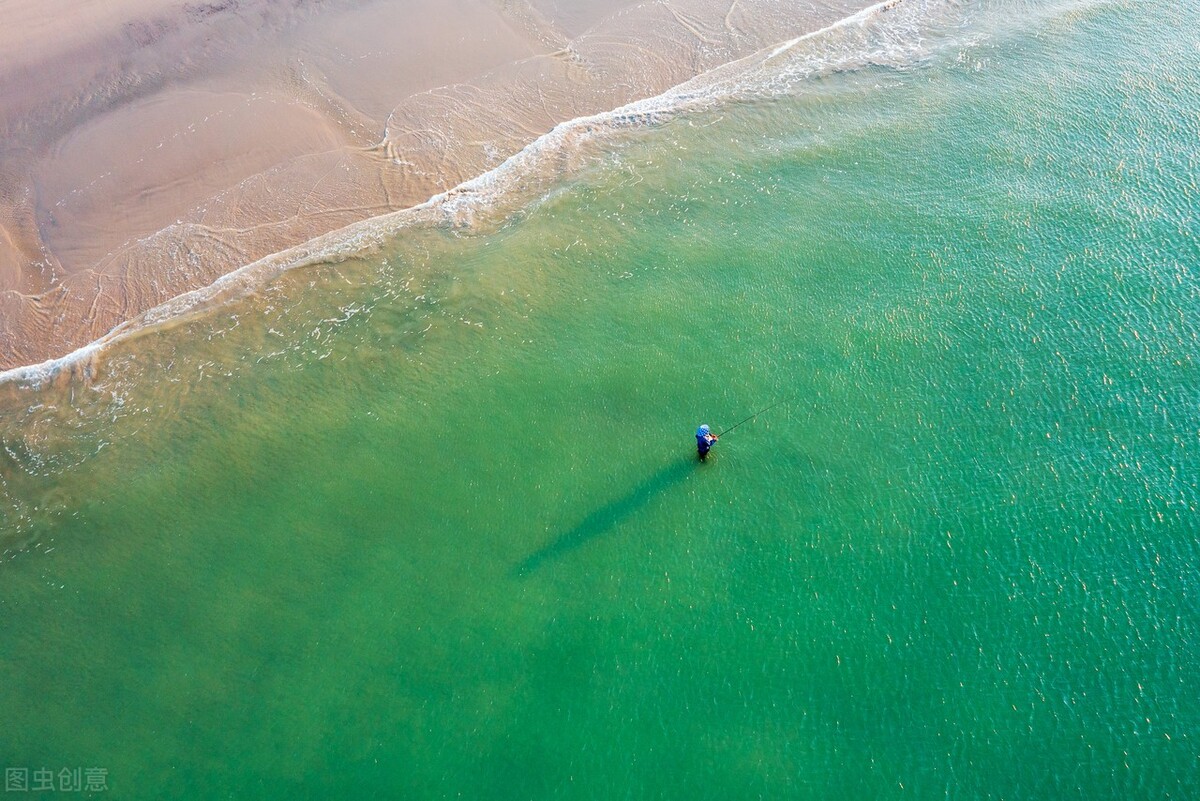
[0,0,868,371]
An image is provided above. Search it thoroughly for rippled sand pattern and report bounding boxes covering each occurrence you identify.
[0,0,876,370]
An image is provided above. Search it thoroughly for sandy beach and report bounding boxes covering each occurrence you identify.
[0,0,866,371]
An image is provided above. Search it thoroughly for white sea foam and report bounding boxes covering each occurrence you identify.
[0,0,963,389]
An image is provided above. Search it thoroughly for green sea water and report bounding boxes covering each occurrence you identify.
[1,1,1197,798]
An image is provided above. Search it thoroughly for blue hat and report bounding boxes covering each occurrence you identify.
[697,424,710,435]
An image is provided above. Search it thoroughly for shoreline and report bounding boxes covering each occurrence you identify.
[0,0,931,382]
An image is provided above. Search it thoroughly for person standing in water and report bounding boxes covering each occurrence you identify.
[696,424,718,462]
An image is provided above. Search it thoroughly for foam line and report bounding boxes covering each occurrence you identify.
[0,0,952,389]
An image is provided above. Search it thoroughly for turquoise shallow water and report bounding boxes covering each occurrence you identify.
[1,1,1198,798]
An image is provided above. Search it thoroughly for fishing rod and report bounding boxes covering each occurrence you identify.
[716,400,788,437]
